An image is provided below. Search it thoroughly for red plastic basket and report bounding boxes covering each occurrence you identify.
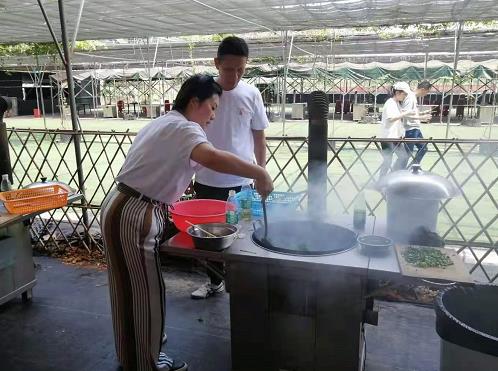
[169,199,235,232]
[0,185,68,214]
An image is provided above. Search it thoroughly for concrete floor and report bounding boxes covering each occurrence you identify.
[0,256,441,371]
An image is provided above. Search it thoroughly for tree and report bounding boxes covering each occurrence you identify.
[0,41,100,57]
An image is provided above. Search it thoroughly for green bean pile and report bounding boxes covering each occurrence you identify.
[403,246,454,268]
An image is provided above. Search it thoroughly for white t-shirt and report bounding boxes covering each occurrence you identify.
[195,80,269,188]
[400,91,420,129]
[380,98,405,139]
[116,110,208,204]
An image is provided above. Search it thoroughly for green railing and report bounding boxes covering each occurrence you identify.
[6,128,498,282]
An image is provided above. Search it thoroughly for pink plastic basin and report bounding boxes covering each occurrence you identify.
[169,199,235,232]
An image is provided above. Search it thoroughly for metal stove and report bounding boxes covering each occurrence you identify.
[225,92,372,371]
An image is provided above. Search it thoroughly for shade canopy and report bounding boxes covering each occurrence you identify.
[0,0,498,43]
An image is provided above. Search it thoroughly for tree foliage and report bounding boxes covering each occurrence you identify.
[251,56,279,65]
[355,20,498,40]
[210,33,234,43]
[0,40,100,57]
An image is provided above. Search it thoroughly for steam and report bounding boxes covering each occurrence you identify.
[307,162,328,219]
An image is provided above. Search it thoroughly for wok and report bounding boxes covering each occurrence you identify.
[252,220,357,256]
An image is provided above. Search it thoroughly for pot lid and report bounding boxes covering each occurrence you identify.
[375,165,460,200]
[24,177,74,194]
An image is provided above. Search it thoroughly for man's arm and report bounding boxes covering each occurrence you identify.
[252,129,266,168]
[400,110,431,121]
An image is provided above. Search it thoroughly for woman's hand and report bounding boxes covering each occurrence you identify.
[254,170,273,200]
[192,143,274,197]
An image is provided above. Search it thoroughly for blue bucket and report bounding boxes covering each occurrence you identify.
[235,190,305,217]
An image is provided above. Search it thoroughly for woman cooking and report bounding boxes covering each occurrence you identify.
[100,74,273,371]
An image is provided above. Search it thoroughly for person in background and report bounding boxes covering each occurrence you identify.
[400,80,433,167]
[191,36,269,300]
[379,82,416,177]
[101,74,273,371]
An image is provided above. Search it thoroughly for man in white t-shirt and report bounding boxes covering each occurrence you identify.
[379,82,414,177]
[191,36,269,299]
[399,81,432,168]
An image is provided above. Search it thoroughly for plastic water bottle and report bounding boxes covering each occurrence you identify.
[0,174,12,192]
[353,191,366,230]
[226,190,239,225]
[240,184,253,222]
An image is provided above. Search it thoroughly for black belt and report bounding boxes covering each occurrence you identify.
[117,183,165,206]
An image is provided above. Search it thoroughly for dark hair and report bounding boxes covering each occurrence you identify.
[173,74,222,112]
[217,36,249,59]
[417,80,432,90]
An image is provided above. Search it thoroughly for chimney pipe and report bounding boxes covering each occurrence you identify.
[307,91,329,217]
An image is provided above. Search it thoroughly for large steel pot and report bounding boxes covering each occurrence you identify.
[376,164,460,243]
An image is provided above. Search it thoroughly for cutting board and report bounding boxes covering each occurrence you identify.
[394,244,473,283]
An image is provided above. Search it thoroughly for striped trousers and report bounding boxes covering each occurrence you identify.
[100,188,168,371]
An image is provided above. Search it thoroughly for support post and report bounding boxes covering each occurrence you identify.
[440,80,446,124]
[341,80,345,122]
[445,22,464,139]
[50,76,55,117]
[70,0,86,55]
[147,37,153,119]
[57,0,90,232]
[373,82,378,120]
[490,84,497,139]
[423,52,428,79]
[35,56,48,129]
[34,69,41,118]
[91,68,98,118]
[36,0,66,64]
[281,31,289,136]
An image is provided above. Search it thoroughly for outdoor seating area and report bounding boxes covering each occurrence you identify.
[0,1,497,371]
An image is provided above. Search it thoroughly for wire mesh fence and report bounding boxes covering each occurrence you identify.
[6,128,498,282]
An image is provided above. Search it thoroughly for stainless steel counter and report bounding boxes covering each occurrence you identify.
[163,215,396,371]
[162,214,475,371]
[0,193,83,305]
[161,214,402,278]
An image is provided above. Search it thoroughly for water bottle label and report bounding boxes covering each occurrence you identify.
[226,211,238,224]
[240,209,251,221]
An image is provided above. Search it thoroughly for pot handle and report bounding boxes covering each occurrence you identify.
[410,164,422,174]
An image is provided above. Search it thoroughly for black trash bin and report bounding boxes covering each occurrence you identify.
[435,285,498,371]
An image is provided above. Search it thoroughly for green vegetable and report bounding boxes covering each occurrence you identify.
[402,246,454,268]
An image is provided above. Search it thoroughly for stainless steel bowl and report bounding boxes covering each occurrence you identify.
[358,235,393,256]
[187,223,239,251]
